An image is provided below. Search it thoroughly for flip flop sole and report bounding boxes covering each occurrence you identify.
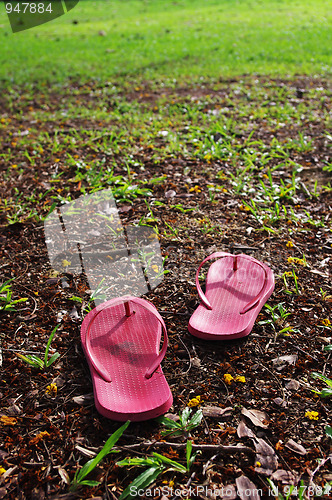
[188,256,274,340]
[81,299,173,421]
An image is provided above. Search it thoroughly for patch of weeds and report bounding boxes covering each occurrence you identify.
[117,440,199,500]
[259,303,294,340]
[17,325,60,370]
[69,278,108,314]
[0,279,28,312]
[156,408,203,438]
[69,421,130,491]
[282,269,300,295]
[310,373,332,399]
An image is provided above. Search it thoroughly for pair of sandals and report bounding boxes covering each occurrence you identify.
[81,252,275,422]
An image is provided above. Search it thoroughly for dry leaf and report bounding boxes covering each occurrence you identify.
[202,406,233,418]
[254,438,278,475]
[272,355,298,366]
[220,484,237,499]
[236,476,261,500]
[237,420,256,439]
[285,439,307,455]
[72,394,94,406]
[241,408,269,428]
[270,469,297,484]
[58,467,70,485]
[165,189,176,198]
[285,379,300,391]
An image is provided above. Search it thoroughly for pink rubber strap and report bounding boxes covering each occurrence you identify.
[196,252,268,314]
[85,296,168,383]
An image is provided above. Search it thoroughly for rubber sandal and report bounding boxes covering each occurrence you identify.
[81,295,173,421]
[188,252,275,340]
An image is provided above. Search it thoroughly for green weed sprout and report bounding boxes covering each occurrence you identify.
[117,440,198,500]
[310,372,332,399]
[17,324,61,370]
[0,279,28,312]
[70,421,130,491]
[156,407,203,438]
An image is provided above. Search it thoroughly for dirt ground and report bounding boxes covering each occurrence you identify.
[0,76,331,499]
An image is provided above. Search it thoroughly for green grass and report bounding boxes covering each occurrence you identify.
[0,0,331,85]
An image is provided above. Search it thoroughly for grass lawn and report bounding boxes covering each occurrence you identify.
[0,1,332,498]
[0,0,331,84]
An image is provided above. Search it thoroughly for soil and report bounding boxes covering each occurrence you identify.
[0,76,331,500]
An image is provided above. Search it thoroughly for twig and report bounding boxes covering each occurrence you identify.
[308,455,332,486]
[116,441,255,455]
[176,334,192,375]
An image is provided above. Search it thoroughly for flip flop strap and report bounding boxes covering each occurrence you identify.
[195,252,268,314]
[85,295,168,383]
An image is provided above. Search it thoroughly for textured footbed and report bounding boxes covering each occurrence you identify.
[188,256,274,340]
[81,300,173,421]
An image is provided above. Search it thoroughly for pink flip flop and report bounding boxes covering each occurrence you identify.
[188,252,274,340]
[81,296,173,421]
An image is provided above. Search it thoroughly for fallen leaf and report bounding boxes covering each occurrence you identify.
[270,469,297,484]
[72,394,94,406]
[220,484,237,499]
[202,406,233,418]
[254,438,278,475]
[236,476,261,500]
[5,404,22,415]
[272,355,298,366]
[285,439,307,455]
[285,379,300,391]
[165,189,176,198]
[237,420,256,439]
[241,408,269,428]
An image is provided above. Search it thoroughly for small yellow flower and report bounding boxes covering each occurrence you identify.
[189,185,202,193]
[0,467,6,475]
[0,118,6,123]
[45,383,57,397]
[188,395,202,407]
[286,241,294,248]
[151,265,159,273]
[287,257,306,266]
[11,142,17,147]
[12,164,18,169]
[224,374,234,385]
[321,318,331,327]
[305,410,319,420]
[0,416,17,426]
[55,159,60,162]
[204,153,212,161]
[235,375,246,383]
[284,271,293,277]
